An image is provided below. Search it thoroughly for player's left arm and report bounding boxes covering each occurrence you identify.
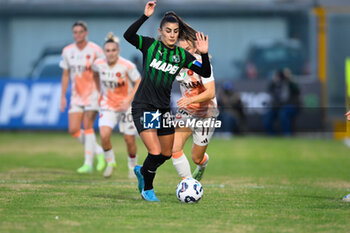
[345,111,350,121]
[93,71,101,93]
[92,61,101,93]
[121,64,141,109]
[93,70,103,106]
[177,81,215,108]
[129,78,141,103]
[185,32,211,78]
[95,46,104,60]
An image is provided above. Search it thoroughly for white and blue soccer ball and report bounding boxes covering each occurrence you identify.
[176,178,203,203]
[343,194,350,202]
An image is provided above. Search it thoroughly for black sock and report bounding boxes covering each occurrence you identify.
[141,153,172,191]
[155,154,171,167]
[141,153,159,191]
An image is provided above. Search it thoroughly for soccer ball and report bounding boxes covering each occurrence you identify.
[343,194,350,202]
[176,178,203,203]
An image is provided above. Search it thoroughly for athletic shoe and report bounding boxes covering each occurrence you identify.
[141,189,160,202]
[96,153,106,172]
[192,167,206,181]
[343,194,350,202]
[134,165,144,193]
[103,162,116,178]
[77,164,93,173]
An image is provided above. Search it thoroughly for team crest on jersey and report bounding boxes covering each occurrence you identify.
[187,70,194,76]
[86,54,91,59]
[116,72,121,77]
[172,55,180,63]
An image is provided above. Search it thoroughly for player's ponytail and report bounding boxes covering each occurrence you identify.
[160,11,197,42]
[160,12,210,57]
[104,32,120,47]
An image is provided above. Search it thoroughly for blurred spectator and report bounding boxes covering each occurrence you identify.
[264,68,300,136]
[217,81,245,136]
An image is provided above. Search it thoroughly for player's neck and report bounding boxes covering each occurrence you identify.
[108,57,119,68]
[161,40,175,49]
[76,40,88,50]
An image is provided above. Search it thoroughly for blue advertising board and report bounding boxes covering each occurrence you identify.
[0,79,97,130]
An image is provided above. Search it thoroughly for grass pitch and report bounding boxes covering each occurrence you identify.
[1,132,350,233]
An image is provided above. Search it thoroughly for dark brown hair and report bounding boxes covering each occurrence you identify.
[160,11,197,42]
[72,21,88,31]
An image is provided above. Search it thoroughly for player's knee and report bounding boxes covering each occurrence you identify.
[161,149,172,157]
[69,128,81,137]
[192,156,203,165]
[124,135,135,146]
[172,144,182,154]
[100,133,109,144]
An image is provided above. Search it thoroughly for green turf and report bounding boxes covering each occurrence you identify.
[1,132,350,232]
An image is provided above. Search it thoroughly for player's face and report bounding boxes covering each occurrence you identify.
[159,22,179,48]
[178,40,196,55]
[72,26,87,44]
[104,42,120,65]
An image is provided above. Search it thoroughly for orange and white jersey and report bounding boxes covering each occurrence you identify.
[59,42,104,106]
[92,56,140,112]
[176,54,219,118]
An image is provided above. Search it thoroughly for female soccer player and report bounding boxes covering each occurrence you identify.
[124,0,212,201]
[60,21,106,173]
[172,35,219,181]
[92,32,141,178]
[345,111,350,121]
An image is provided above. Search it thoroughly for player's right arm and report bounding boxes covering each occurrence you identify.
[123,1,156,49]
[59,47,71,112]
[177,81,215,109]
[345,111,350,121]
[60,69,69,112]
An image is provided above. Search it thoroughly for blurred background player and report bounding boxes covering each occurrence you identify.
[172,33,219,181]
[92,32,141,178]
[123,1,212,201]
[217,81,245,137]
[344,111,350,201]
[59,21,106,173]
[263,68,300,136]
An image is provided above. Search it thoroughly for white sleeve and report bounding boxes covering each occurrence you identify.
[92,61,99,73]
[95,46,104,60]
[176,68,186,82]
[128,64,141,82]
[59,51,69,70]
[202,65,214,84]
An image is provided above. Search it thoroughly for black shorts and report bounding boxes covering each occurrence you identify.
[131,103,175,136]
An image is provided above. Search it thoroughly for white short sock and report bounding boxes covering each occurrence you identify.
[84,130,96,167]
[94,143,103,155]
[74,129,85,144]
[198,153,209,170]
[172,151,192,179]
[75,129,103,156]
[104,149,116,164]
[128,155,137,169]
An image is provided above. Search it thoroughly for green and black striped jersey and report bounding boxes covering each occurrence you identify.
[133,36,195,108]
[124,14,211,109]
